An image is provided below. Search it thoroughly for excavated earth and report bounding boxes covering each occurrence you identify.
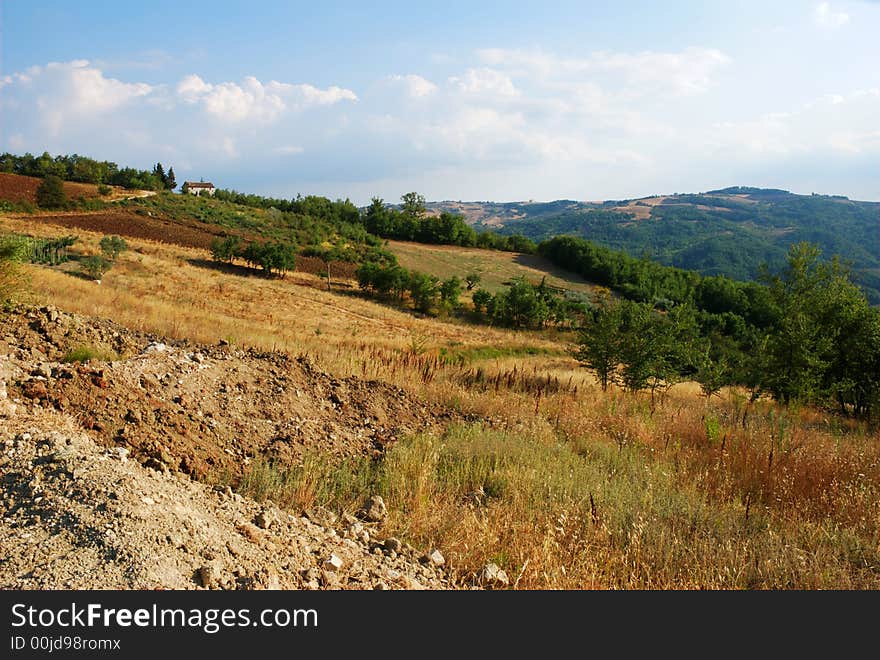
[0,305,463,590]
[2,305,453,480]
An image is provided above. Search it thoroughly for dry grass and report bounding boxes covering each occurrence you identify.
[8,215,880,589]
[388,239,599,297]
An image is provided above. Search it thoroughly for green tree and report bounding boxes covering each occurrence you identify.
[465,272,481,291]
[408,271,440,313]
[210,235,241,263]
[401,192,426,222]
[166,167,177,191]
[99,235,128,260]
[303,241,355,290]
[574,294,623,391]
[492,277,550,329]
[35,175,67,208]
[153,163,167,187]
[472,288,493,315]
[439,276,463,311]
[80,255,112,281]
[761,243,838,404]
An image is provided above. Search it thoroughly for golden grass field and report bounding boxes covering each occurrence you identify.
[388,239,600,297]
[5,213,880,589]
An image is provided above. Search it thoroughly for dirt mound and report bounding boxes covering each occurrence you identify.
[0,306,461,589]
[3,306,450,482]
[0,411,452,590]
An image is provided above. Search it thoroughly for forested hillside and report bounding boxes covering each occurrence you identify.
[428,188,880,303]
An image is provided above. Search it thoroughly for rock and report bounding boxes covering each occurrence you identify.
[21,380,48,400]
[254,509,275,530]
[383,537,402,554]
[303,506,338,528]
[31,364,53,379]
[422,548,445,567]
[359,495,387,523]
[197,564,219,589]
[323,554,344,572]
[480,563,510,589]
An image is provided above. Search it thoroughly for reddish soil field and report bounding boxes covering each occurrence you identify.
[20,208,358,279]
[0,172,113,204]
[28,210,223,250]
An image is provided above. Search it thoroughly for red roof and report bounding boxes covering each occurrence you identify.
[184,181,215,188]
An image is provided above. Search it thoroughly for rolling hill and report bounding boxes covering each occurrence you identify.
[427,187,880,303]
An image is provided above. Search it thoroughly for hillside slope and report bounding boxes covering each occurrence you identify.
[428,188,880,302]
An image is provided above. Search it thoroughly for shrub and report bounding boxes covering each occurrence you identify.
[0,234,28,303]
[97,184,112,196]
[99,235,128,260]
[80,255,112,281]
[35,174,67,209]
[61,345,118,363]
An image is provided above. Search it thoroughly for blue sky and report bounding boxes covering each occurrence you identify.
[2,1,879,203]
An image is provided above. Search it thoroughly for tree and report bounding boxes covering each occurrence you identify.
[210,235,241,264]
[492,277,550,329]
[99,235,128,260]
[153,163,167,188]
[761,243,838,405]
[465,272,481,291]
[408,271,440,313]
[574,294,623,391]
[35,175,67,208]
[166,167,177,191]
[400,192,426,222]
[439,276,462,311]
[80,255,112,282]
[472,288,493,315]
[303,241,355,290]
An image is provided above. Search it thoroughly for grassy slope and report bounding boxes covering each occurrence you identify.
[388,239,600,298]
[3,212,880,589]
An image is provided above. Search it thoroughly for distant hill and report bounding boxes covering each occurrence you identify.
[427,188,880,303]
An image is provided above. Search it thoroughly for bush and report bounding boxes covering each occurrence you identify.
[61,345,118,363]
[0,234,28,303]
[80,255,112,281]
[99,235,128,260]
[35,175,67,209]
[97,184,112,196]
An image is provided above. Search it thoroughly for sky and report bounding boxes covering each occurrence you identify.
[1,0,879,204]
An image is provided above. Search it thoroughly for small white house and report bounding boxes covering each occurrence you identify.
[182,181,216,196]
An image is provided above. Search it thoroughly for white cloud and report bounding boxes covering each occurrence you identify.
[449,68,519,96]
[174,75,356,122]
[814,2,850,27]
[476,46,730,96]
[389,74,438,98]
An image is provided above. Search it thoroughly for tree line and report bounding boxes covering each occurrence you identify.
[573,242,880,418]
[0,152,175,191]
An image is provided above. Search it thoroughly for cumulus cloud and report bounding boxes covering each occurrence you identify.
[476,46,730,96]
[0,60,155,136]
[449,68,519,96]
[814,2,850,27]
[174,75,356,122]
[388,74,438,98]
[2,46,876,203]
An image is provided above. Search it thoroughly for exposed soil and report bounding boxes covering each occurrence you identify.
[0,305,463,589]
[2,305,452,483]
[0,172,141,204]
[26,209,224,250]
[0,412,453,590]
